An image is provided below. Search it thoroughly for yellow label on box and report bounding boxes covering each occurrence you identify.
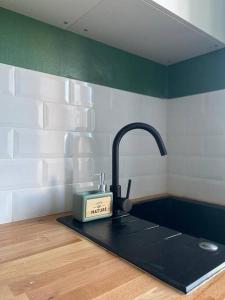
[85,196,112,218]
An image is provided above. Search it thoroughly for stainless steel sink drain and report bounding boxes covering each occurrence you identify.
[199,241,218,252]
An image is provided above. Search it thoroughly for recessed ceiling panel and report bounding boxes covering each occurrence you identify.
[68,0,224,64]
[0,0,102,29]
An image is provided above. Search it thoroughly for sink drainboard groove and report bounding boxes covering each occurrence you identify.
[144,225,160,230]
[164,232,182,240]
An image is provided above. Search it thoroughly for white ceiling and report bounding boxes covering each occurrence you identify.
[0,0,224,65]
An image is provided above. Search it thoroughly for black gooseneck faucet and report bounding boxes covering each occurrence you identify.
[110,122,167,215]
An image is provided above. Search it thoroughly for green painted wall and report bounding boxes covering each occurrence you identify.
[0,7,168,98]
[2,7,225,100]
[168,48,225,98]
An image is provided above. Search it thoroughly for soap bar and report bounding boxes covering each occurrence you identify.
[72,190,113,222]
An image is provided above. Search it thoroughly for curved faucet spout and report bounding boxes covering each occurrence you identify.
[110,122,167,214]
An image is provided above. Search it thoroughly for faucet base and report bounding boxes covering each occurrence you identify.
[110,184,121,213]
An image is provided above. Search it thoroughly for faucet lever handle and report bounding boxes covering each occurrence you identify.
[118,179,132,213]
[126,179,132,199]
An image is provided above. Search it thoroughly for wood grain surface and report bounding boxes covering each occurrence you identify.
[0,213,224,300]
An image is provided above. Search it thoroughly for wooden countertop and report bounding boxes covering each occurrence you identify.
[0,214,224,300]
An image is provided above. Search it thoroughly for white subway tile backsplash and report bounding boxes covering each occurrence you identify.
[12,185,73,221]
[0,128,13,158]
[44,102,95,131]
[205,90,225,116]
[121,175,167,199]
[0,64,169,224]
[167,136,186,155]
[0,159,43,189]
[139,97,167,135]
[5,62,225,222]
[167,156,186,175]
[187,114,207,136]
[70,80,92,107]
[0,192,12,223]
[111,89,134,127]
[183,177,205,200]
[14,129,71,158]
[168,91,225,205]
[200,179,225,205]
[92,133,111,156]
[91,84,113,132]
[167,136,204,156]
[73,181,95,194]
[183,94,205,116]
[167,113,187,136]
[0,64,14,95]
[0,96,43,128]
[119,133,165,156]
[167,175,186,196]
[91,83,112,107]
[204,91,225,135]
[43,158,73,186]
[73,157,94,182]
[93,156,111,180]
[70,132,93,156]
[185,157,225,180]
[168,174,205,200]
[184,136,205,156]
[120,156,166,178]
[70,132,111,156]
[15,68,69,103]
[111,90,167,134]
[204,135,225,157]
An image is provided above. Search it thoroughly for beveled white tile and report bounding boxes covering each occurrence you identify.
[92,133,111,156]
[183,177,205,200]
[12,185,73,221]
[0,191,12,224]
[200,179,225,205]
[167,136,186,155]
[167,175,186,196]
[138,97,167,135]
[167,91,225,203]
[184,136,204,156]
[185,157,225,180]
[73,181,95,194]
[91,83,112,132]
[15,68,69,103]
[14,129,71,158]
[70,80,92,107]
[183,93,206,116]
[0,64,14,95]
[111,88,133,127]
[0,159,43,189]
[167,156,186,175]
[70,133,93,156]
[204,135,225,157]
[44,102,95,131]
[43,158,73,186]
[167,112,187,136]
[167,136,204,156]
[0,96,43,128]
[120,156,166,178]
[93,156,111,180]
[73,157,94,182]
[167,98,189,136]
[120,175,167,199]
[70,132,110,156]
[0,128,13,158]
[119,133,165,156]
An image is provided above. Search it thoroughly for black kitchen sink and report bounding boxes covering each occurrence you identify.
[58,196,225,294]
[131,196,225,245]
